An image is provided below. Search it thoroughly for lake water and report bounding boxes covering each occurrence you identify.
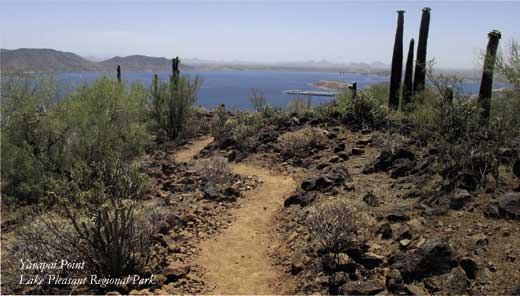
[55,69,499,110]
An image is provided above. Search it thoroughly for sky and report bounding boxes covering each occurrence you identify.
[1,0,519,69]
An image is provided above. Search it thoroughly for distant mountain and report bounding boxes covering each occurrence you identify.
[100,55,179,71]
[1,48,100,72]
[1,48,193,73]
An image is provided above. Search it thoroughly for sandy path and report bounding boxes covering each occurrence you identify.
[173,136,213,163]
[197,163,296,294]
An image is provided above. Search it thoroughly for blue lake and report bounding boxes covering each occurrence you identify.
[54,69,499,110]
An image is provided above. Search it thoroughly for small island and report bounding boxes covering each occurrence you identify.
[311,80,351,91]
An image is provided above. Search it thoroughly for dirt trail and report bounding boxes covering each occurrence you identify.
[174,136,213,163]
[197,163,296,294]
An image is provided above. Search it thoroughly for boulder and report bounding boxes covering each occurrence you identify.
[390,238,457,282]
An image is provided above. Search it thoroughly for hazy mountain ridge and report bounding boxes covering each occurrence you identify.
[0,48,192,73]
[1,48,481,80]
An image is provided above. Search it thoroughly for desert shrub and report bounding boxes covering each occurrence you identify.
[149,75,202,139]
[306,199,375,254]
[250,88,268,111]
[229,112,262,147]
[210,104,229,139]
[412,62,520,189]
[196,156,231,182]
[287,96,312,114]
[1,77,151,203]
[2,197,156,294]
[211,107,262,149]
[278,127,327,157]
[337,89,388,129]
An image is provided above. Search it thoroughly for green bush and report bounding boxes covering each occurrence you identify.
[337,89,388,129]
[411,72,520,189]
[149,75,202,139]
[1,76,151,203]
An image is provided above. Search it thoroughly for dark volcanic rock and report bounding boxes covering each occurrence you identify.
[386,269,405,292]
[497,192,520,220]
[390,238,457,282]
[339,280,385,295]
[423,267,468,294]
[363,191,382,207]
[385,210,410,222]
[203,184,221,200]
[352,147,365,155]
[337,151,349,160]
[333,142,346,152]
[373,150,393,171]
[284,191,317,207]
[378,223,393,239]
[390,158,415,178]
[357,252,386,269]
[514,158,520,179]
[460,257,478,280]
[449,189,472,210]
[391,147,415,162]
[300,169,348,192]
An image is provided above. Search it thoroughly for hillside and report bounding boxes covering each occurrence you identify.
[99,55,173,71]
[0,48,192,73]
[0,48,100,72]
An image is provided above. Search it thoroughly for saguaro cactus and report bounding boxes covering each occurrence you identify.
[403,38,415,106]
[413,7,431,93]
[171,57,181,88]
[349,81,358,100]
[478,30,501,125]
[116,65,121,83]
[389,10,405,110]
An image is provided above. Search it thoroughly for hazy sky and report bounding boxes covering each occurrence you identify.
[1,0,519,68]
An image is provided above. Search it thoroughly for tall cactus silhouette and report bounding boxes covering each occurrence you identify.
[116,65,121,83]
[478,30,501,125]
[413,7,431,93]
[403,38,415,106]
[389,10,405,110]
[171,57,180,89]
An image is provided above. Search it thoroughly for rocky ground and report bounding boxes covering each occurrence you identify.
[5,109,517,295]
[141,111,520,295]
